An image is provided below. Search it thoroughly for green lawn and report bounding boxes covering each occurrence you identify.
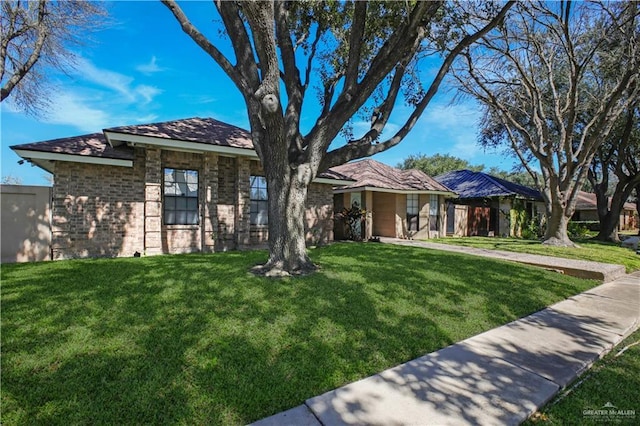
[525,328,640,425]
[1,243,599,425]
[431,237,640,273]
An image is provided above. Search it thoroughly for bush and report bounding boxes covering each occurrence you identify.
[568,221,591,238]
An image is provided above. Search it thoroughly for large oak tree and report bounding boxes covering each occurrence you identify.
[162,0,514,275]
[454,1,640,247]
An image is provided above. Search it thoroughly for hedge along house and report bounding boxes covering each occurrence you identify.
[331,159,457,240]
[11,117,352,259]
[435,169,544,237]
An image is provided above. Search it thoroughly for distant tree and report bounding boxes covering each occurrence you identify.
[163,0,514,276]
[454,1,640,247]
[0,0,107,115]
[487,167,538,188]
[398,153,484,176]
[1,175,23,185]
[587,103,640,242]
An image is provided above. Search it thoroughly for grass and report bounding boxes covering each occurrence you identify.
[431,236,640,273]
[525,328,640,425]
[1,243,600,425]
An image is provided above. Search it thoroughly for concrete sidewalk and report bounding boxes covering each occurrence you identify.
[251,246,639,426]
[379,238,627,283]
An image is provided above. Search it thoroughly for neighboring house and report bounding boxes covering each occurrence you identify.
[435,169,544,237]
[10,117,351,260]
[331,159,456,240]
[572,191,638,231]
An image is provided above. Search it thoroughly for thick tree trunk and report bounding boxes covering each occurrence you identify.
[543,203,577,247]
[253,167,316,277]
[595,211,620,242]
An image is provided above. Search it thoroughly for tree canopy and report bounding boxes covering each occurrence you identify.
[0,0,106,115]
[163,0,514,275]
[454,1,640,246]
[398,153,484,176]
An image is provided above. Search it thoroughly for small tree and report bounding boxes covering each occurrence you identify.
[454,1,640,247]
[336,205,366,241]
[163,0,514,275]
[0,0,106,115]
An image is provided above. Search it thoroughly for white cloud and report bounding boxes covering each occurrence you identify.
[75,58,135,100]
[134,114,159,123]
[44,93,111,132]
[74,58,162,105]
[136,56,164,75]
[135,85,163,104]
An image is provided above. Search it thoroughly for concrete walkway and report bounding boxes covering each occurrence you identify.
[251,244,639,426]
[379,238,627,282]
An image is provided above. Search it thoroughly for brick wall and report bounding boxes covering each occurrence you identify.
[217,156,236,250]
[52,148,145,259]
[51,148,335,259]
[305,183,334,245]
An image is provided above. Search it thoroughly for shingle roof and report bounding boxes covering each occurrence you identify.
[10,117,350,182]
[11,133,134,160]
[435,169,542,200]
[105,117,253,150]
[331,159,453,192]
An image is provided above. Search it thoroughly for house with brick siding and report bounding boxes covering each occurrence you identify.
[11,117,352,259]
[331,159,457,240]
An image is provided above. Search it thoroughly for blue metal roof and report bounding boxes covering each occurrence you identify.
[435,170,542,200]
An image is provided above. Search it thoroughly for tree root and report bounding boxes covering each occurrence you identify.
[542,237,580,248]
[250,259,318,278]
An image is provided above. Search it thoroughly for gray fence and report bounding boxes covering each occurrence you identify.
[1,185,52,263]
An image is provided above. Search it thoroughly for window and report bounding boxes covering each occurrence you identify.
[250,176,268,225]
[407,194,419,232]
[429,194,439,231]
[164,168,199,225]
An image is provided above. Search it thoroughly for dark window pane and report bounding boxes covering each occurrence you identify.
[176,198,187,210]
[187,198,198,210]
[165,196,176,210]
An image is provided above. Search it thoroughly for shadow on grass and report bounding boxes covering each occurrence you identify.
[1,243,598,424]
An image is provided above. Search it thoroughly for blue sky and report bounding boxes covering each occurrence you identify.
[1,1,520,186]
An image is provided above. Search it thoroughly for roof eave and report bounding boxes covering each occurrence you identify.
[11,148,134,171]
[334,186,457,196]
[103,131,259,158]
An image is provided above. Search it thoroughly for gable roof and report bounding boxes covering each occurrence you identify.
[435,169,542,200]
[10,117,352,184]
[331,159,454,194]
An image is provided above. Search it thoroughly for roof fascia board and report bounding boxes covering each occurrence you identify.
[334,186,457,197]
[12,149,133,168]
[104,131,258,158]
[313,177,354,186]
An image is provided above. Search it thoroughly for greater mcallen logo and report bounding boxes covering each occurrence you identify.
[583,402,636,422]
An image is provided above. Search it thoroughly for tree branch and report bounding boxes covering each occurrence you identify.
[319,1,516,170]
[161,0,252,96]
[1,0,47,101]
